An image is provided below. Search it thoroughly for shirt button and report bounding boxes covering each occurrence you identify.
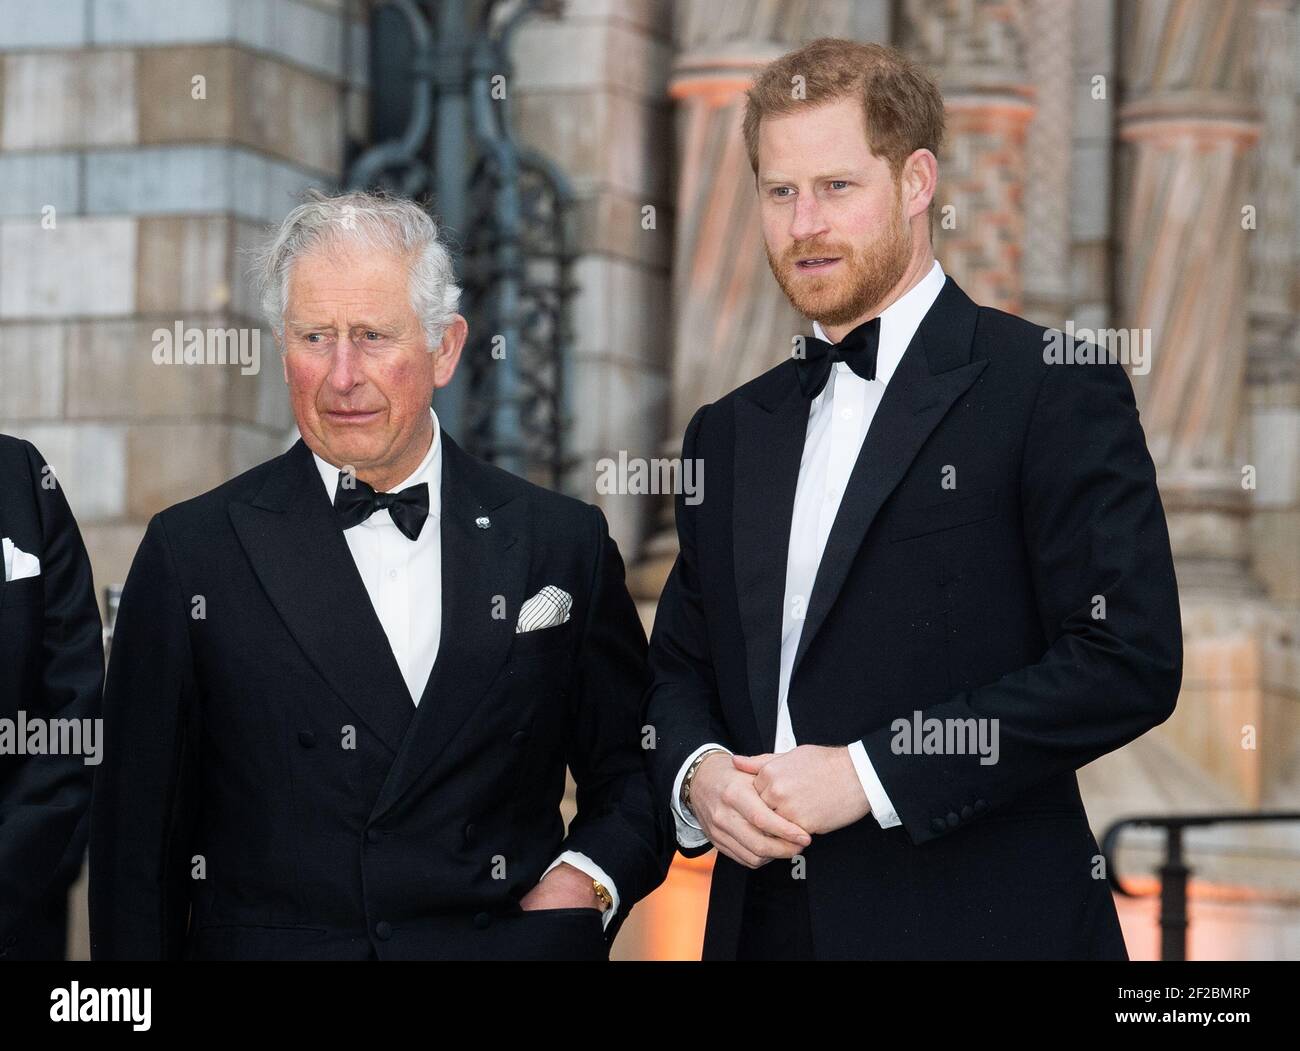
[840,408,852,419]
[389,569,397,580]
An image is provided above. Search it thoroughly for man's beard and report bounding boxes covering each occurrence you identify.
[766,191,912,328]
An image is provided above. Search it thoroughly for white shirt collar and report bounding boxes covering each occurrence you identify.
[311,407,442,524]
[811,257,946,387]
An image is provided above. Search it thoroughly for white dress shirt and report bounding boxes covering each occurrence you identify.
[311,408,619,927]
[672,259,948,849]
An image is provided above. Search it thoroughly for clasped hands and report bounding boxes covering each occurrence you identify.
[691,745,871,869]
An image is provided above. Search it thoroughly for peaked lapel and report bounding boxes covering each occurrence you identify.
[228,440,416,756]
[732,369,810,753]
[369,431,529,821]
[733,275,988,750]
[791,275,988,677]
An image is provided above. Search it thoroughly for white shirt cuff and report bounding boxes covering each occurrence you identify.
[671,742,732,849]
[848,739,901,828]
[542,851,620,930]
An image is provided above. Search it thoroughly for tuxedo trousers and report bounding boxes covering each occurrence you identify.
[735,860,814,961]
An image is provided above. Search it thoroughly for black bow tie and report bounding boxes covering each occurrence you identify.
[796,315,881,399]
[333,477,430,541]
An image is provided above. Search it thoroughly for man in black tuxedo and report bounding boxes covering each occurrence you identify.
[645,38,1182,959]
[0,435,103,959]
[89,190,670,960]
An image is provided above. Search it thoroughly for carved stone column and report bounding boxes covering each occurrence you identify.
[1114,1,1300,817]
[1116,0,1262,597]
[1022,0,1075,326]
[1246,0,1300,609]
[1243,0,1300,824]
[900,0,1036,313]
[664,39,796,447]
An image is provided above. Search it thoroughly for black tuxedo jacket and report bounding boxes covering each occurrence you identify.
[645,275,1183,960]
[0,435,103,955]
[89,431,670,960]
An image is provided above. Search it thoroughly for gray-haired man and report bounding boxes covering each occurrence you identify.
[89,190,671,960]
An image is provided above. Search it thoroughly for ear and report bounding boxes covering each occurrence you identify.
[277,331,289,384]
[432,315,469,390]
[902,148,938,220]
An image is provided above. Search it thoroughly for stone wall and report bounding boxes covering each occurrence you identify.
[0,0,365,611]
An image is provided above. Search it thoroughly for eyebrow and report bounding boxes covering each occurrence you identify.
[759,169,866,186]
[283,319,395,332]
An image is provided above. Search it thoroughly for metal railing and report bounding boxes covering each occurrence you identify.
[1101,811,1300,960]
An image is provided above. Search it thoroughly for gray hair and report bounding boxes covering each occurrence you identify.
[251,188,462,348]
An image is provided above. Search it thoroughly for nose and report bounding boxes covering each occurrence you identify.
[326,337,363,394]
[789,191,829,245]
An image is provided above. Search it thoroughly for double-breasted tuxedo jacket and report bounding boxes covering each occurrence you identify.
[645,274,1183,960]
[90,431,670,960]
[0,435,103,957]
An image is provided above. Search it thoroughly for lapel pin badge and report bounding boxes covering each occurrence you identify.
[475,516,491,529]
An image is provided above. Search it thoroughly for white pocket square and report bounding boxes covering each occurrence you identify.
[2,537,41,582]
[516,585,572,633]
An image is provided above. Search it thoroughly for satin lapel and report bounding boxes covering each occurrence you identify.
[733,367,810,753]
[228,440,415,756]
[370,433,527,821]
[791,276,988,677]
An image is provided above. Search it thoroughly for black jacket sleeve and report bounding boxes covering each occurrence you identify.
[88,513,200,959]
[643,404,733,860]
[557,504,673,941]
[861,359,1183,845]
[0,440,103,949]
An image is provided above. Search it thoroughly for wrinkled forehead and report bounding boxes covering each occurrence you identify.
[284,241,416,313]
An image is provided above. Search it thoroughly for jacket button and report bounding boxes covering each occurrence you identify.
[298,731,316,748]
[374,921,392,940]
[931,817,946,833]
[511,730,529,746]
[474,912,491,930]
[366,828,381,843]
[960,805,973,820]
[973,799,988,813]
[463,823,477,843]
[946,811,960,828]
